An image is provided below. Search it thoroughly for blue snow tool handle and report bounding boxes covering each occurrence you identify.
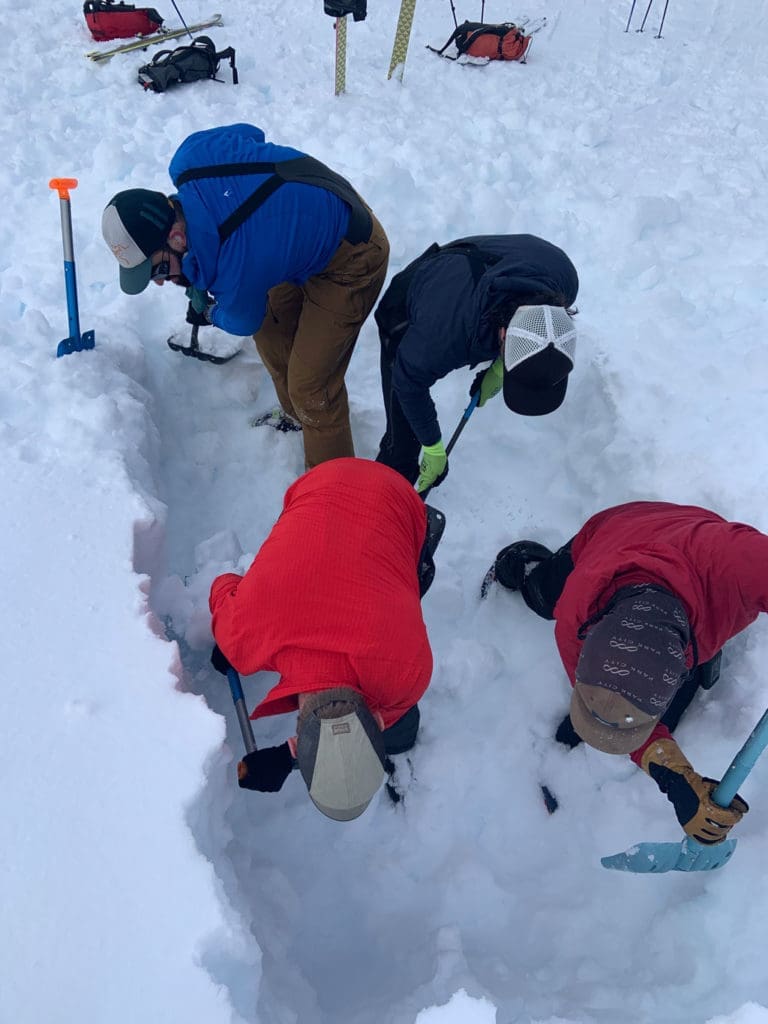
[225,666,258,755]
[50,178,95,358]
[601,708,768,874]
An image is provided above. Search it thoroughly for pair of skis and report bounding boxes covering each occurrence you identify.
[86,13,222,61]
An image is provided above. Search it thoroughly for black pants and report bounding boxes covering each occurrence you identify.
[382,704,420,755]
[417,504,445,598]
[382,507,444,756]
[520,540,576,620]
[522,542,723,733]
[375,340,421,485]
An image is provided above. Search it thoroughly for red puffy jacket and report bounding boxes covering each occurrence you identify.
[554,502,768,762]
[209,458,432,727]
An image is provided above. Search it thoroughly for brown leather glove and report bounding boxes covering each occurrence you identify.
[641,737,748,845]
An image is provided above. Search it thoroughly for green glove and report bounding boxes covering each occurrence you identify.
[471,357,504,407]
[416,440,448,493]
[185,286,210,315]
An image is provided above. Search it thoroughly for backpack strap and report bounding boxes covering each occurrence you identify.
[174,155,371,245]
[215,46,238,85]
[426,24,464,56]
[175,162,276,184]
[374,242,501,354]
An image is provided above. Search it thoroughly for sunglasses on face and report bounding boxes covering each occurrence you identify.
[150,259,171,281]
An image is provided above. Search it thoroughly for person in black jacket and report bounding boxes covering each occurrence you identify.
[373,235,579,491]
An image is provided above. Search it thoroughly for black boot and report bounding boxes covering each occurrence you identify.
[494,541,553,591]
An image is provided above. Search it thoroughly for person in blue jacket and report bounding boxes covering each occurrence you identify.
[101,123,389,468]
[373,235,579,491]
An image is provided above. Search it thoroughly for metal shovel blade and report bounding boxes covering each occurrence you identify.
[601,835,738,874]
[57,329,95,358]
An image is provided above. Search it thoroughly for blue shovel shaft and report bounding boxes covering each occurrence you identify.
[226,667,257,754]
[58,198,83,337]
[446,392,480,457]
[713,706,768,806]
[419,393,479,501]
[63,259,82,340]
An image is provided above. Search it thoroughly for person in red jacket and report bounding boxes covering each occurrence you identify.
[208,457,442,821]
[486,501,760,844]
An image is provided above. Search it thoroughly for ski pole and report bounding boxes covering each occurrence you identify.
[624,0,638,31]
[49,178,95,358]
[419,392,479,500]
[168,0,193,39]
[637,0,653,32]
[226,667,257,754]
[655,0,670,38]
[447,0,458,29]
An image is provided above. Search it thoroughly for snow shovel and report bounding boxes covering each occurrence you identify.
[601,707,768,874]
[226,666,257,754]
[49,178,95,358]
[167,324,240,364]
[419,392,479,501]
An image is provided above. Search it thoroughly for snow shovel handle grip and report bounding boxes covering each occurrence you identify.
[49,177,78,200]
[712,707,768,807]
[226,667,257,755]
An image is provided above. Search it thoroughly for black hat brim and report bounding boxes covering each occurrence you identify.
[503,373,568,416]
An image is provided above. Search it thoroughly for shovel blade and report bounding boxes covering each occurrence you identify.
[601,835,738,874]
[57,330,95,358]
[166,336,239,365]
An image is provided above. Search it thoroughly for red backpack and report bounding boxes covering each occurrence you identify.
[430,20,531,62]
[83,0,164,41]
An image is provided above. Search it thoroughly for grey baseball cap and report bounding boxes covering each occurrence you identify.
[102,189,175,294]
[296,688,387,821]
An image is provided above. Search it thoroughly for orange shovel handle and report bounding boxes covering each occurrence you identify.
[49,177,79,200]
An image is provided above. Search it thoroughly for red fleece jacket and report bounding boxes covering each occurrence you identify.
[209,458,432,727]
[553,502,768,763]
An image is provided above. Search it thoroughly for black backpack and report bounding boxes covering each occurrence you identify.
[137,36,238,92]
[323,0,367,20]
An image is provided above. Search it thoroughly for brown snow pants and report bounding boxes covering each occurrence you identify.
[253,210,389,468]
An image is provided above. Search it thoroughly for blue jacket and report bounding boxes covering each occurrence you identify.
[169,124,349,335]
[383,234,579,445]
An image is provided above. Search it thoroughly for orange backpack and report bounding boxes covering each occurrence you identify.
[430,20,532,62]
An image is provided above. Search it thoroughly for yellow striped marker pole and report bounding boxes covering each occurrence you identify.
[334,15,348,95]
[387,0,417,81]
